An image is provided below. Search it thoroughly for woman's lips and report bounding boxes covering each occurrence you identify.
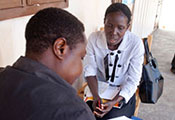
[109,39,116,43]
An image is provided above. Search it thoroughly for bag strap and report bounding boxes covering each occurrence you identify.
[143,38,153,63]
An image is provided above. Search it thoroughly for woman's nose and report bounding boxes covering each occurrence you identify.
[113,27,118,35]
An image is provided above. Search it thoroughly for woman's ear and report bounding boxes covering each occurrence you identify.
[127,23,130,29]
[53,38,68,60]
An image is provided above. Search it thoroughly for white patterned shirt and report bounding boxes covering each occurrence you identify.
[84,30,144,103]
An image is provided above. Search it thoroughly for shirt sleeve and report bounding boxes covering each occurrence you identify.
[119,38,145,103]
[83,32,98,77]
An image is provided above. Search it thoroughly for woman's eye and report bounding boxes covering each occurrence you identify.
[106,24,113,28]
[118,27,124,31]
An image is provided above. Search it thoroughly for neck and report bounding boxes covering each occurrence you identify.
[108,39,122,51]
[108,45,118,50]
[25,48,57,72]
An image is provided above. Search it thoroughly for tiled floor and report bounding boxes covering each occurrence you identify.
[138,29,175,120]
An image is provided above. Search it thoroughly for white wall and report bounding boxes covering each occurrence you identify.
[131,0,159,38]
[0,0,111,67]
[0,16,31,67]
[66,0,111,37]
[159,0,175,31]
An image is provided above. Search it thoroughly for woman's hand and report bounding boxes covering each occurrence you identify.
[94,95,124,118]
[92,96,102,111]
[94,100,114,118]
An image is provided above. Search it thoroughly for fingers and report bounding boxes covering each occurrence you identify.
[96,106,109,113]
[93,110,106,118]
[94,104,112,118]
[92,98,102,110]
[101,103,109,108]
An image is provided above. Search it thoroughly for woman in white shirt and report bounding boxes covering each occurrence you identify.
[84,3,144,120]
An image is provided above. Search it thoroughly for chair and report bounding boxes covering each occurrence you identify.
[134,35,153,116]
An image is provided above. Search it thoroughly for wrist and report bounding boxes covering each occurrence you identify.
[93,95,100,100]
[112,95,124,104]
[118,96,124,101]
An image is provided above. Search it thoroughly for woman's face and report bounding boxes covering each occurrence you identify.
[104,11,129,50]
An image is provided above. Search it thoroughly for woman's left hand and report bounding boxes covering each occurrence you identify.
[94,96,124,118]
[94,101,114,118]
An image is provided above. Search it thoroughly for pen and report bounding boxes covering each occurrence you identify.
[98,100,101,108]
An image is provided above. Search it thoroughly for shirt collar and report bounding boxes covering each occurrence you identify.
[96,30,130,52]
[96,31,108,50]
[13,56,75,92]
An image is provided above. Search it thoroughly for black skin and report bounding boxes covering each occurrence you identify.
[27,35,87,85]
[86,11,130,118]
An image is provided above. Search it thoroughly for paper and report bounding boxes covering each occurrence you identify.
[99,85,120,100]
[108,116,132,120]
[84,81,120,100]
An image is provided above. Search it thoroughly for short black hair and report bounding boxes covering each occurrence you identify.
[25,7,85,54]
[104,3,131,23]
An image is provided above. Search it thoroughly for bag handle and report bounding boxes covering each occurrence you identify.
[143,38,153,63]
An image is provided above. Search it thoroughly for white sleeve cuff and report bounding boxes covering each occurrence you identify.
[119,90,131,103]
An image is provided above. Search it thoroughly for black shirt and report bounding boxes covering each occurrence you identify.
[0,56,95,120]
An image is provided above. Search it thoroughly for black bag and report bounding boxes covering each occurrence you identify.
[171,54,175,68]
[171,54,175,73]
[139,38,164,103]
